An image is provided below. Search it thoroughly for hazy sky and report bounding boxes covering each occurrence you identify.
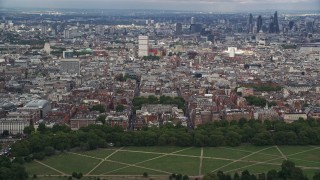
[1,0,319,11]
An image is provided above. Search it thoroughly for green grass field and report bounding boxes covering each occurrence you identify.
[24,145,320,179]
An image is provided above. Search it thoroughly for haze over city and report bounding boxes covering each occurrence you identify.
[1,0,320,11]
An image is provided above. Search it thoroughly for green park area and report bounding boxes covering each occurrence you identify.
[24,145,320,179]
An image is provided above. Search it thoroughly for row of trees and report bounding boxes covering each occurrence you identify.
[11,118,320,159]
[203,160,318,180]
[0,156,28,180]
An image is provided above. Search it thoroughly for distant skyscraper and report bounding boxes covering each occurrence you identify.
[257,15,263,33]
[41,25,47,35]
[306,18,314,34]
[289,21,294,30]
[191,17,195,24]
[138,36,149,57]
[64,29,70,38]
[96,25,105,35]
[175,23,182,35]
[60,59,80,75]
[273,11,280,33]
[269,16,274,33]
[248,13,253,33]
[190,24,202,33]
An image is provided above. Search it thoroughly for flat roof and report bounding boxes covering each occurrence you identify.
[25,100,49,108]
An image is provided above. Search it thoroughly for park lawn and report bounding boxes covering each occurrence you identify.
[228,163,281,175]
[24,161,60,175]
[35,177,93,180]
[268,158,289,165]
[139,155,200,175]
[174,147,201,156]
[277,146,316,156]
[288,147,320,162]
[109,166,167,175]
[203,147,251,160]
[42,153,100,174]
[256,146,284,156]
[89,161,127,175]
[235,145,273,152]
[76,149,116,159]
[289,158,320,168]
[201,159,233,175]
[219,161,254,173]
[34,177,68,180]
[108,151,160,164]
[123,146,184,153]
[242,152,282,162]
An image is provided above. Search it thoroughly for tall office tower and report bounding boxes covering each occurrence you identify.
[190,24,202,33]
[257,15,263,33]
[289,21,294,30]
[191,17,195,24]
[138,36,149,57]
[273,11,280,33]
[64,29,70,38]
[96,25,105,35]
[175,23,182,35]
[248,13,253,33]
[60,59,80,75]
[306,19,313,34]
[41,25,47,34]
[269,16,274,33]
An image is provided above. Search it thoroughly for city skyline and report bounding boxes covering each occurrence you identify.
[1,0,320,12]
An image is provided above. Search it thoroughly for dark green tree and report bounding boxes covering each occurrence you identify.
[115,104,125,112]
[23,126,35,135]
[90,104,106,113]
[96,115,106,124]
[225,132,241,147]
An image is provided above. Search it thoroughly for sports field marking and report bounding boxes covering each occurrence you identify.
[199,147,203,175]
[211,146,274,173]
[34,160,67,175]
[275,146,287,160]
[103,147,192,175]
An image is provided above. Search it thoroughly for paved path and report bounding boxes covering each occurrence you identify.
[34,160,66,175]
[34,145,320,177]
[104,147,192,175]
[211,146,274,173]
[199,147,203,176]
[276,145,287,160]
[86,147,124,175]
